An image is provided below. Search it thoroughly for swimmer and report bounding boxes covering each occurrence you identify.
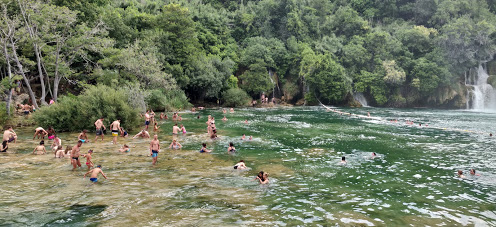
[490,133,493,137]
[51,135,62,154]
[367,112,370,117]
[255,171,269,184]
[244,119,248,124]
[169,139,182,150]
[71,141,83,170]
[1,141,8,152]
[180,124,186,134]
[249,136,253,141]
[469,169,481,176]
[3,126,17,143]
[341,156,347,164]
[154,122,160,132]
[118,144,130,153]
[144,111,151,131]
[191,107,196,112]
[110,119,121,145]
[33,127,48,140]
[160,112,165,120]
[230,108,234,113]
[197,115,201,119]
[133,130,150,139]
[178,115,183,121]
[227,142,236,153]
[78,130,88,143]
[32,140,46,155]
[223,109,227,114]
[81,150,94,170]
[84,165,107,184]
[199,143,211,153]
[234,160,246,169]
[149,135,160,165]
[172,123,180,135]
[457,170,465,178]
[172,112,178,121]
[371,152,377,159]
[94,117,106,142]
[198,107,204,110]
[222,116,227,121]
[241,134,245,140]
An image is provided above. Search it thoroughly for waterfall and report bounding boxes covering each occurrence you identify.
[353,92,369,107]
[465,64,496,110]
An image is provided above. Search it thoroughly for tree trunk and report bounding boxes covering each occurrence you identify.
[3,42,12,116]
[34,43,47,105]
[10,38,38,109]
[53,41,61,101]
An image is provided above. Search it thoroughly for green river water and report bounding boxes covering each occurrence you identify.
[1,107,495,226]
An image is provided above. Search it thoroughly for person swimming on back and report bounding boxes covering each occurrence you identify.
[199,143,211,153]
[169,140,182,150]
[84,165,107,184]
[227,142,236,153]
[32,140,46,155]
[457,170,465,178]
[234,160,247,170]
[118,144,130,153]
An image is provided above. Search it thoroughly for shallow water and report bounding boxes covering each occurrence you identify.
[1,107,495,226]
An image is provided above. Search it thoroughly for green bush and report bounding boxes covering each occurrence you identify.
[222,88,251,107]
[145,89,192,111]
[0,103,10,126]
[33,85,140,131]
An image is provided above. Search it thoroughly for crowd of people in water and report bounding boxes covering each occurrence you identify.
[2,102,490,184]
[1,107,269,184]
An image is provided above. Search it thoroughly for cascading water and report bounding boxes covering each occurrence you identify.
[353,92,369,107]
[465,64,496,110]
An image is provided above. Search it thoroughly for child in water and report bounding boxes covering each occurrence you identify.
[81,150,94,170]
[255,171,269,184]
[84,165,107,184]
[227,142,236,153]
[154,122,160,132]
[119,144,130,153]
[199,143,211,153]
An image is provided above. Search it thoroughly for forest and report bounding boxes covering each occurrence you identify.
[1,0,496,125]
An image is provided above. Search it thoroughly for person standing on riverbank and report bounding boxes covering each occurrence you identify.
[71,141,83,170]
[110,119,121,145]
[149,135,160,165]
[94,118,106,142]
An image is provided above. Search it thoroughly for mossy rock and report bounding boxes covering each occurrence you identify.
[487,60,496,76]
[488,75,496,88]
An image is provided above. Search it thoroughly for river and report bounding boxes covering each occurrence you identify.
[1,107,495,226]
